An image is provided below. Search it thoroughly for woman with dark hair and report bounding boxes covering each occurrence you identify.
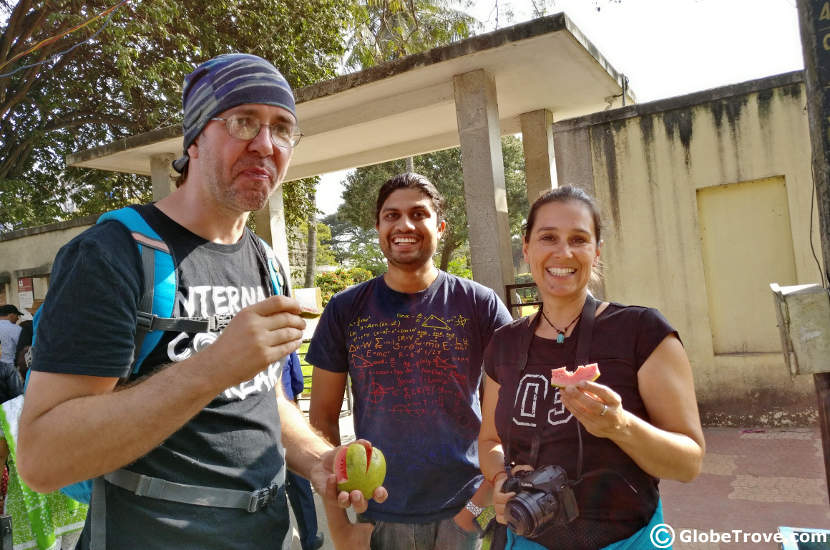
[479,185,704,549]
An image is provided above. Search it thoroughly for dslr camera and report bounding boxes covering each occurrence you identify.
[502,465,579,537]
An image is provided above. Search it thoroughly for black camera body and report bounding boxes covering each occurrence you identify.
[502,465,579,538]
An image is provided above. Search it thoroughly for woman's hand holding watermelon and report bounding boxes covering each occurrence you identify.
[560,380,626,439]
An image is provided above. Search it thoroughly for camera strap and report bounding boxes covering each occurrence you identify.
[573,294,597,482]
[504,292,596,472]
[502,292,639,497]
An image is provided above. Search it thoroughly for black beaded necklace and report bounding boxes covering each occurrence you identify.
[540,308,582,344]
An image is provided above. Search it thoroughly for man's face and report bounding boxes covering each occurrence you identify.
[376,188,445,270]
[189,103,295,213]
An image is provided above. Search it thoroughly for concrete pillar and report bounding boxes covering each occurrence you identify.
[253,187,291,287]
[453,69,514,305]
[520,109,556,204]
[150,154,176,200]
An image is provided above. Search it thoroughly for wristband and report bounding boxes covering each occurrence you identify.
[465,500,484,518]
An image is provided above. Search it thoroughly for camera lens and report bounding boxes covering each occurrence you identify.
[505,496,535,536]
[506,491,560,537]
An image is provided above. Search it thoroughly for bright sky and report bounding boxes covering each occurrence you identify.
[315,0,804,216]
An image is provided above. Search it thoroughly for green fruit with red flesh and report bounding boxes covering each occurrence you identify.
[334,441,386,500]
[550,363,600,388]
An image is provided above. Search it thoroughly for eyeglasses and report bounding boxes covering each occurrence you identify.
[211,115,303,149]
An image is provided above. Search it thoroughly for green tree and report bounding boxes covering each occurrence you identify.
[333,136,529,273]
[288,217,336,288]
[315,267,373,306]
[0,0,350,231]
[345,0,479,70]
[323,212,387,276]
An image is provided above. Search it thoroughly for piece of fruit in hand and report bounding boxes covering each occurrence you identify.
[334,441,386,500]
[550,363,600,388]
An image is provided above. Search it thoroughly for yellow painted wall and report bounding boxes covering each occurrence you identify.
[697,177,797,354]
[561,77,818,424]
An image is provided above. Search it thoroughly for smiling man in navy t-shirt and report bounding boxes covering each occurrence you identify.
[308,173,512,550]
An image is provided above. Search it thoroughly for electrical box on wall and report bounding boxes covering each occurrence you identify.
[770,283,830,376]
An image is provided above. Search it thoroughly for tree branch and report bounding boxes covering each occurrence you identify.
[4,5,59,63]
[0,0,34,62]
[0,132,35,179]
[44,112,139,133]
[0,49,49,118]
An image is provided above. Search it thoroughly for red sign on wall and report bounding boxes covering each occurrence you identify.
[17,277,33,309]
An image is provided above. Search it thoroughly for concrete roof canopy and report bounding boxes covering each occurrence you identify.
[66,13,632,180]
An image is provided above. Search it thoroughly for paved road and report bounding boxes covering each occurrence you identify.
[662,426,829,549]
[288,414,829,550]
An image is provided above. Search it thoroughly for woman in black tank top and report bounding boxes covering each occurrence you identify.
[478,186,705,550]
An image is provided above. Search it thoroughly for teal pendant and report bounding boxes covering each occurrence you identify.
[556,332,565,344]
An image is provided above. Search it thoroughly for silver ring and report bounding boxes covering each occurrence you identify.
[600,404,608,416]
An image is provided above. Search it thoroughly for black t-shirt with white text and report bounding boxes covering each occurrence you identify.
[34,204,289,549]
[483,303,676,549]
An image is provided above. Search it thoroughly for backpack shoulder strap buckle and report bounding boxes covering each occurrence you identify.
[247,484,279,513]
[136,311,156,330]
[208,314,233,332]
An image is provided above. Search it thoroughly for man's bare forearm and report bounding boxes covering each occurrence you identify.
[278,395,333,480]
[19,296,306,493]
[19,357,224,493]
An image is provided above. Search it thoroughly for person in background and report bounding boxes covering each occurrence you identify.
[0,305,22,368]
[478,185,705,550]
[0,305,23,402]
[309,173,512,550]
[15,319,33,379]
[282,351,325,550]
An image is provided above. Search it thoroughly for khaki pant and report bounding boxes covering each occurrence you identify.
[364,516,481,550]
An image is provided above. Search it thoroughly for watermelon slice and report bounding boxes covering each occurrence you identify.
[334,441,386,500]
[550,363,600,388]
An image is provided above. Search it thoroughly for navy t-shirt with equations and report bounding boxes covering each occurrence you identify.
[307,271,512,523]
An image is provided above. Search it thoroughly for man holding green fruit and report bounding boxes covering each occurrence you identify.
[308,173,512,550]
[18,53,386,549]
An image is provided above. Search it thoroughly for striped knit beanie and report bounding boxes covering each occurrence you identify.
[172,53,296,173]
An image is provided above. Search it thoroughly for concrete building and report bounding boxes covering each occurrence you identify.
[62,13,632,306]
[553,71,818,425]
[0,16,819,425]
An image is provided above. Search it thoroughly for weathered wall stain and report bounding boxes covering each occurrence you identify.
[594,124,621,237]
[663,109,694,166]
[757,87,774,121]
[710,94,748,136]
[780,82,802,100]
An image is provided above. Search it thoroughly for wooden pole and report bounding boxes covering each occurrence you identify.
[796,0,830,499]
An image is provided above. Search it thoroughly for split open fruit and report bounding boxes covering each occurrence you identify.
[334,441,386,500]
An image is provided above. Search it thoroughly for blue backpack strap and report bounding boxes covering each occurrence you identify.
[257,237,287,298]
[97,207,177,374]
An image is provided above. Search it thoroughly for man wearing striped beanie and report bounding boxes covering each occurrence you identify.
[18,53,386,550]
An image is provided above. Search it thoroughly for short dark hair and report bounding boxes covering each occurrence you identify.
[375,172,444,225]
[174,161,188,188]
[523,185,603,243]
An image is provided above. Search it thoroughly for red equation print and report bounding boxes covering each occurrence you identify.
[349,311,473,416]
[369,382,395,404]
